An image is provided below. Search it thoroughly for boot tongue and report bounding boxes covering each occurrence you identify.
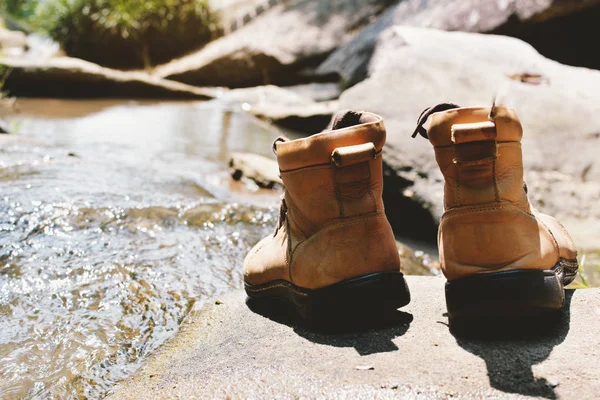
[331,110,380,130]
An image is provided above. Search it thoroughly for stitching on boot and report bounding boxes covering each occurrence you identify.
[246,282,308,296]
[537,216,561,263]
[285,217,293,282]
[368,185,377,213]
[366,161,376,213]
[333,162,375,217]
[456,168,462,207]
[492,156,500,202]
[280,164,332,174]
[332,164,345,217]
[554,219,578,251]
[285,195,317,238]
[442,202,538,219]
[497,142,521,147]
[452,141,462,206]
[287,209,308,238]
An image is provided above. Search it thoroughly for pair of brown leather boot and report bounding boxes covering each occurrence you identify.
[243,105,579,323]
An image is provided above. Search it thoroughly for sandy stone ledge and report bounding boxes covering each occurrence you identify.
[109,276,600,399]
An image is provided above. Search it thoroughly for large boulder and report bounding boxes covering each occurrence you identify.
[0,56,219,99]
[317,0,600,87]
[336,27,600,249]
[152,0,397,87]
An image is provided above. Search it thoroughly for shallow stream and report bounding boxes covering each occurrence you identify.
[0,99,284,398]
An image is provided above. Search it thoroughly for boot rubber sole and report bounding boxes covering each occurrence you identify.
[245,271,410,324]
[445,258,579,318]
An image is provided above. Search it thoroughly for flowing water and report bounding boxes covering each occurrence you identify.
[0,99,284,399]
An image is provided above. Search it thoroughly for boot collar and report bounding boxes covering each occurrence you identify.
[275,112,386,172]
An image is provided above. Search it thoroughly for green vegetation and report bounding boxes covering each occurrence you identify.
[2,0,218,69]
[568,252,600,289]
[0,0,37,22]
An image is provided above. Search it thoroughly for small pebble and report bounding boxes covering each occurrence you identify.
[215,300,223,305]
[355,365,374,370]
[548,379,560,388]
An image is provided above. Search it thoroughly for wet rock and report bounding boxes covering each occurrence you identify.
[0,56,220,99]
[229,152,282,189]
[152,0,397,87]
[224,85,336,134]
[317,0,600,87]
[109,277,600,399]
[336,26,600,246]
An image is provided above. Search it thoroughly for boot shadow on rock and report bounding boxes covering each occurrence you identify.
[452,290,574,399]
[246,297,413,356]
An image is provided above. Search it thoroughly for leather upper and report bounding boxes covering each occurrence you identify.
[243,112,401,289]
[427,106,577,280]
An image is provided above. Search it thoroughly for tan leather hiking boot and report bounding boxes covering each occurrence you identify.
[412,103,578,318]
[244,110,410,322]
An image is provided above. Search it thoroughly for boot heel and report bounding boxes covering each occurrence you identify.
[445,269,566,318]
[246,271,410,326]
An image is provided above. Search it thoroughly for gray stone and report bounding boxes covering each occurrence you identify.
[229,152,283,189]
[109,276,600,399]
[335,26,600,248]
[152,0,397,87]
[224,85,336,133]
[317,0,600,88]
[0,56,220,99]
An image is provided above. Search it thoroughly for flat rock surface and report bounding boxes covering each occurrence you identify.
[109,276,600,399]
[0,56,221,99]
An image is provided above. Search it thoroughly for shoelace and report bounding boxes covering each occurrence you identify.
[411,98,504,139]
[272,136,289,235]
[411,103,460,139]
[274,194,287,236]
